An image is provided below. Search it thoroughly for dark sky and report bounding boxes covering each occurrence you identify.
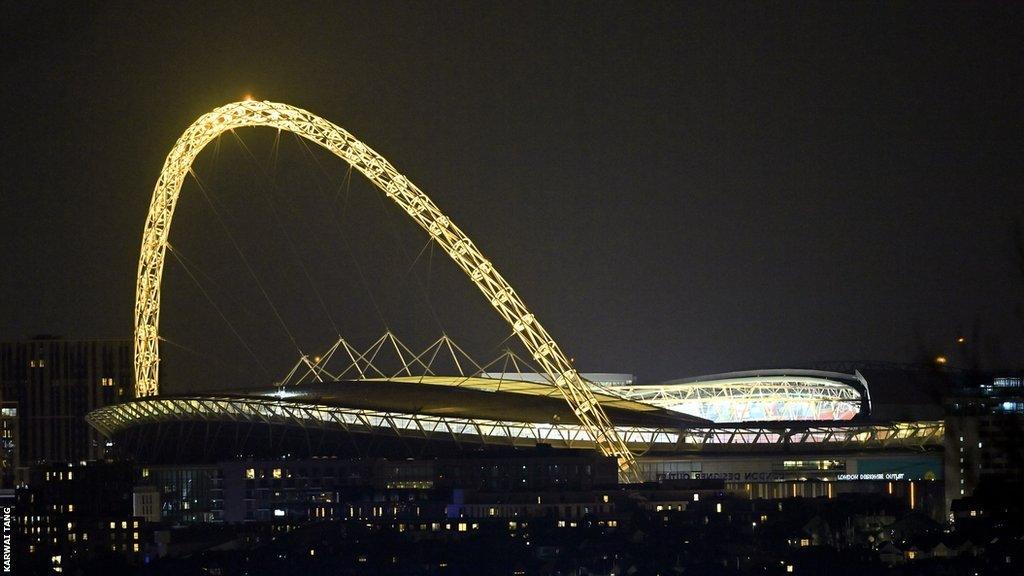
[3,1,1023,390]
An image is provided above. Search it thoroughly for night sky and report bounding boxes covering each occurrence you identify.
[3,2,1023,391]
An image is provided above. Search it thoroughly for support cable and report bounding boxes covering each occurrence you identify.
[290,132,390,330]
[166,244,272,380]
[228,129,343,337]
[374,189,447,335]
[188,166,304,357]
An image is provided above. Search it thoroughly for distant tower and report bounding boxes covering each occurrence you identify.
[0,337,132,468]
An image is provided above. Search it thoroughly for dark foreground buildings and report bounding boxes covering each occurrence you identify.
[6,356,1024,574]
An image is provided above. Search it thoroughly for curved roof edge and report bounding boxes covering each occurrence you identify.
[660,368,864,386]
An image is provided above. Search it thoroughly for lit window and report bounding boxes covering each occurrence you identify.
[602,494,609,503]
[245,468,255,480]
[272,468,282,479]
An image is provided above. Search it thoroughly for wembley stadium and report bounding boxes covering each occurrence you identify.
[86,336,943,480]
[86,100,945,489]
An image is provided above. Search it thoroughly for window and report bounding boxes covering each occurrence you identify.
[101,378,115,387]
[272,468,282,479]
[245,468,255,480]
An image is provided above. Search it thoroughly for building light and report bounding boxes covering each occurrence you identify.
[692,494,699,502]
[935,356,948,365]
[245,468,255,479]
[274,509,285,517]
[716,503,722,513]
[602,494,609,503]
[272,468,282,479]
[786,564,794,573]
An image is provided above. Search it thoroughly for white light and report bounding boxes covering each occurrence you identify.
[274,509,285,517]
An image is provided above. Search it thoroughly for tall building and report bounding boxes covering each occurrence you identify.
[944,374,1024,503]
[0,337,132,467]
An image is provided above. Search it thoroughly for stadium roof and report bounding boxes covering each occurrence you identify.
[231,376,705,427]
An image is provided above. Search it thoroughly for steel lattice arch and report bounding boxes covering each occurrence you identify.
[93,100,948,478]
[134,100,640,479]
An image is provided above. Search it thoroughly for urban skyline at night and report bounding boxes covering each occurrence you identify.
[2,2,1023,575]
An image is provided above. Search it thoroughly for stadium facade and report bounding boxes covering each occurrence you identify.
[86,364,946,512]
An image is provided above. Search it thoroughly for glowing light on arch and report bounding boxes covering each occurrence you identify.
[134,100,639,479]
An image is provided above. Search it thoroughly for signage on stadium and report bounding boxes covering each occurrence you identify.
[836,473,906,481]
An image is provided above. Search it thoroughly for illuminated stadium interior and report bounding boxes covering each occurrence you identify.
[608,370,869,423]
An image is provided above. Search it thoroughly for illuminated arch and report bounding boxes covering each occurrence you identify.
[134,100,639,479]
